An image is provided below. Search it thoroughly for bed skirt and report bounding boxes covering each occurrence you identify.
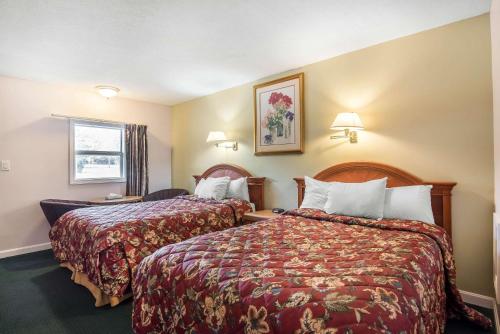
[60,262,131,307]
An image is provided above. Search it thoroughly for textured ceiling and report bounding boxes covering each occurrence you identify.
[0,0,491,105]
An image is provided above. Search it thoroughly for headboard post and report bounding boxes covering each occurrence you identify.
[426,182,454,236]
[294,162,456,235]
[293,177,306,210]
[193,164,266,210]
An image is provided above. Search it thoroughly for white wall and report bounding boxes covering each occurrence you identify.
[0,76,171,254]
[493,1,500,208]
[491,0,500,301]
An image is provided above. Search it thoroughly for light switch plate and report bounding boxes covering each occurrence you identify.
[1,160,11,171]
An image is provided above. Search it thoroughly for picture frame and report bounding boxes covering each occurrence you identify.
[253,73,304,155]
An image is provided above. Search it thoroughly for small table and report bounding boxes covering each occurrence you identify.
[241,209,281,225]
[89,196,143,205]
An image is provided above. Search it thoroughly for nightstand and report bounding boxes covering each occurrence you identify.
[241,209,281,225]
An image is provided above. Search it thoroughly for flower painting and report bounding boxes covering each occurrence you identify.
[254,73,304,155]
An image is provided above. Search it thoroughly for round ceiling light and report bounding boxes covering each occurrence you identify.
[95,85,120,98]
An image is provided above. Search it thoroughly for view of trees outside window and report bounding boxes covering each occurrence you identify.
[73,123,124,180]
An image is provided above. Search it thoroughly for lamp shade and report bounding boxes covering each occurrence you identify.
[206,131,227,143]
[330,112,364,130]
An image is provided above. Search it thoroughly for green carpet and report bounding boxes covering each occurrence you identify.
[0,250,132,334]
[0,249,495,333]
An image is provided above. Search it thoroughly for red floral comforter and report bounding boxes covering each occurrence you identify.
[132,208,491,333]
[49,195,252,298]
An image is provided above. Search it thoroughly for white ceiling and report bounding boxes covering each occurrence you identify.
[0,0,491,106]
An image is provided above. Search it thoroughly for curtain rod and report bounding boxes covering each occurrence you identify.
[50,113,146,127]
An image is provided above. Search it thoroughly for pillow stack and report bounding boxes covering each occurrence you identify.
[300,176,434,224]
[194,177,231,200]
[194,176,250,202]
[300,177,332,210]
[323,178,387,219]
[226,177,250,201]
[383,185,434,224]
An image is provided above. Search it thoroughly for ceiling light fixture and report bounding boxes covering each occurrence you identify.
[96,85,120,98]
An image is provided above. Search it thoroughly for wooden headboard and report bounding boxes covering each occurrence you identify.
[193,164,266,210]
[294,162,456,235]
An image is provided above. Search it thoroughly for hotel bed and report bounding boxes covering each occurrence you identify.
[131,162,491,333]
[49,164,265,307]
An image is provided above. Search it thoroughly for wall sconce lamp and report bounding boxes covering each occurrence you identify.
[206,131,238,151]
[330,112,364,143]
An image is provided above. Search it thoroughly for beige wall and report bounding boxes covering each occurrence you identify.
[0,76,171,254]
[172,15,494,296]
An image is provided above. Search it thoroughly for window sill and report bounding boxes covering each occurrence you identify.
[70,178,126,185]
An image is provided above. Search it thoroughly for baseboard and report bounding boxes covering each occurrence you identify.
[496,274,499,303]
[494,303,500,334]
[0,242,52,259]
[460,290,495,309]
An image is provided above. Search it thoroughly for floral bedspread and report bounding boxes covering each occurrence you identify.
[132,208,491,333]
[49,195,252,298]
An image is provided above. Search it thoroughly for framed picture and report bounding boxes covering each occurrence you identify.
[254,73,304,155]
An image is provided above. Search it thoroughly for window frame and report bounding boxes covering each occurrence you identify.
[69,119,126,184]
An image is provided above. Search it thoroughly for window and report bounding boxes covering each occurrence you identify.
[70,120,126,184]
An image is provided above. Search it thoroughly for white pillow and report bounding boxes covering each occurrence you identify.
[383,185,434,224]
[194,177,230,201]
[324,178,388,219]
[300,176,332,210]
[226,177,250,202]
[194,178,206,196]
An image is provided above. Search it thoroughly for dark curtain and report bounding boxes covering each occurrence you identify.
[125,124,149,196]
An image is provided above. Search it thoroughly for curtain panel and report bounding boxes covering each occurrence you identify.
[125,124,149,196]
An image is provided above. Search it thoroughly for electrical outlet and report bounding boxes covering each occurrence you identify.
[1,160,11,171]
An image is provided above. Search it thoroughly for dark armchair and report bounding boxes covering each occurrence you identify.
[143,188,189,202]
[40,199,94,227]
